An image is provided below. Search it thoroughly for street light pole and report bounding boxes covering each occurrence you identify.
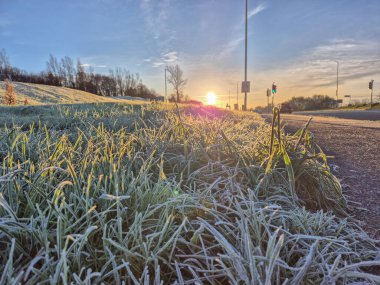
[243,0,248,111]
[237,81,239,109]
[229,89,231,109]
[333,60,339,102]
[164,66,167,102]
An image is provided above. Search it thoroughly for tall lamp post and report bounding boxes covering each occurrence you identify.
[228,89,231,109]
[333,60,339,102]
[243,0,248,111]
[236,81,239,110]
[164,66,168,102]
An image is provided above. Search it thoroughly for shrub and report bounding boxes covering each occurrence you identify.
[3,79,16,105]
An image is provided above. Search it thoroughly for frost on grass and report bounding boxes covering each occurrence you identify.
[0,103,379,284]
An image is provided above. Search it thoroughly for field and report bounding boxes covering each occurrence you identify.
[0,81,146,105]
[0,102,379,284]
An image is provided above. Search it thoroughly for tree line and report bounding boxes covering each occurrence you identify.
[255,94,336,113]
[0,49,158,99]
[284,95,336,111]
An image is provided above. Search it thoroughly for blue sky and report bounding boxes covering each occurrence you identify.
[1,0,380,106]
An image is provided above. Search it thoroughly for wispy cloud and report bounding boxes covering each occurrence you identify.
[270,39,380,93]
[237,2,267,27]
[80,63,107,68]
[305,39,380,87]
[152,62,164,68]
[223,2,267,58]
[162,51,178,63]
[140,0,174,44]
[248,3,267,19]
[217,36,244,59]
[149,51,179,68]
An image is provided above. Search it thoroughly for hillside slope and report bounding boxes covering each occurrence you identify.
[0,81,147,105]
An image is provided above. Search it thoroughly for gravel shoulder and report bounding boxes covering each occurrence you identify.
[279,114,380,238]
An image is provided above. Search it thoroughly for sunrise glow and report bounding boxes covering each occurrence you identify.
[206,92,217,105]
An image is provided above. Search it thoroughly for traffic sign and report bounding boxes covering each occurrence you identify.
[241,81,250,93]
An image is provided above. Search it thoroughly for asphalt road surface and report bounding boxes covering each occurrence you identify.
[277,114,380,237]
[294,109,380,121]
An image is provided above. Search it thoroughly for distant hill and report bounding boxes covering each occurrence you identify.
[0,81,148,105]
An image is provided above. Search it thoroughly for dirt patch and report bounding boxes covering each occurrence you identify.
[280,116,380,238]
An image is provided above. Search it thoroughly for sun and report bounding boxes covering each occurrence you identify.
[206,92,217,105]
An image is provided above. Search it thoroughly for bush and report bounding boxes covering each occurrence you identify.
[3,79,16,105]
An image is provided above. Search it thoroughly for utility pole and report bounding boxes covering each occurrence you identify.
[164,66,168,102]
[237,81,239,109]
[333,60,339,103]
[228,89,231,109]
[243,0,248,111]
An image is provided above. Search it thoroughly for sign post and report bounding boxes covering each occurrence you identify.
[241,81,250,93]
[241,81,250,111]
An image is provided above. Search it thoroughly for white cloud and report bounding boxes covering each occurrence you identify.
[152,62,165,68]
[260,38,380,100]
[162,51,178,63]
[223,2,267,57]
[248,3,267,19]
[148,51,179,68]
[80,63,107,68]
[218,36,244,58]
[302,39,380,87]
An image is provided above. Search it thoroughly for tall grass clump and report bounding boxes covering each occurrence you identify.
[0,103,379,284]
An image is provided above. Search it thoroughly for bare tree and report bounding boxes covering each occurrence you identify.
[76,59,87,91]
[0,49,10,80]
[46,54,63,85]
[60,56,76,88]
[46,54,60,77]
[166,64,187,102]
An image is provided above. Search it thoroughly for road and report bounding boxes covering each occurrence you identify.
[278,114,380,237]
[294,109,380,121]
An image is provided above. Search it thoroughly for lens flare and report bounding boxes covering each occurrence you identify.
[206,92,217,105]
